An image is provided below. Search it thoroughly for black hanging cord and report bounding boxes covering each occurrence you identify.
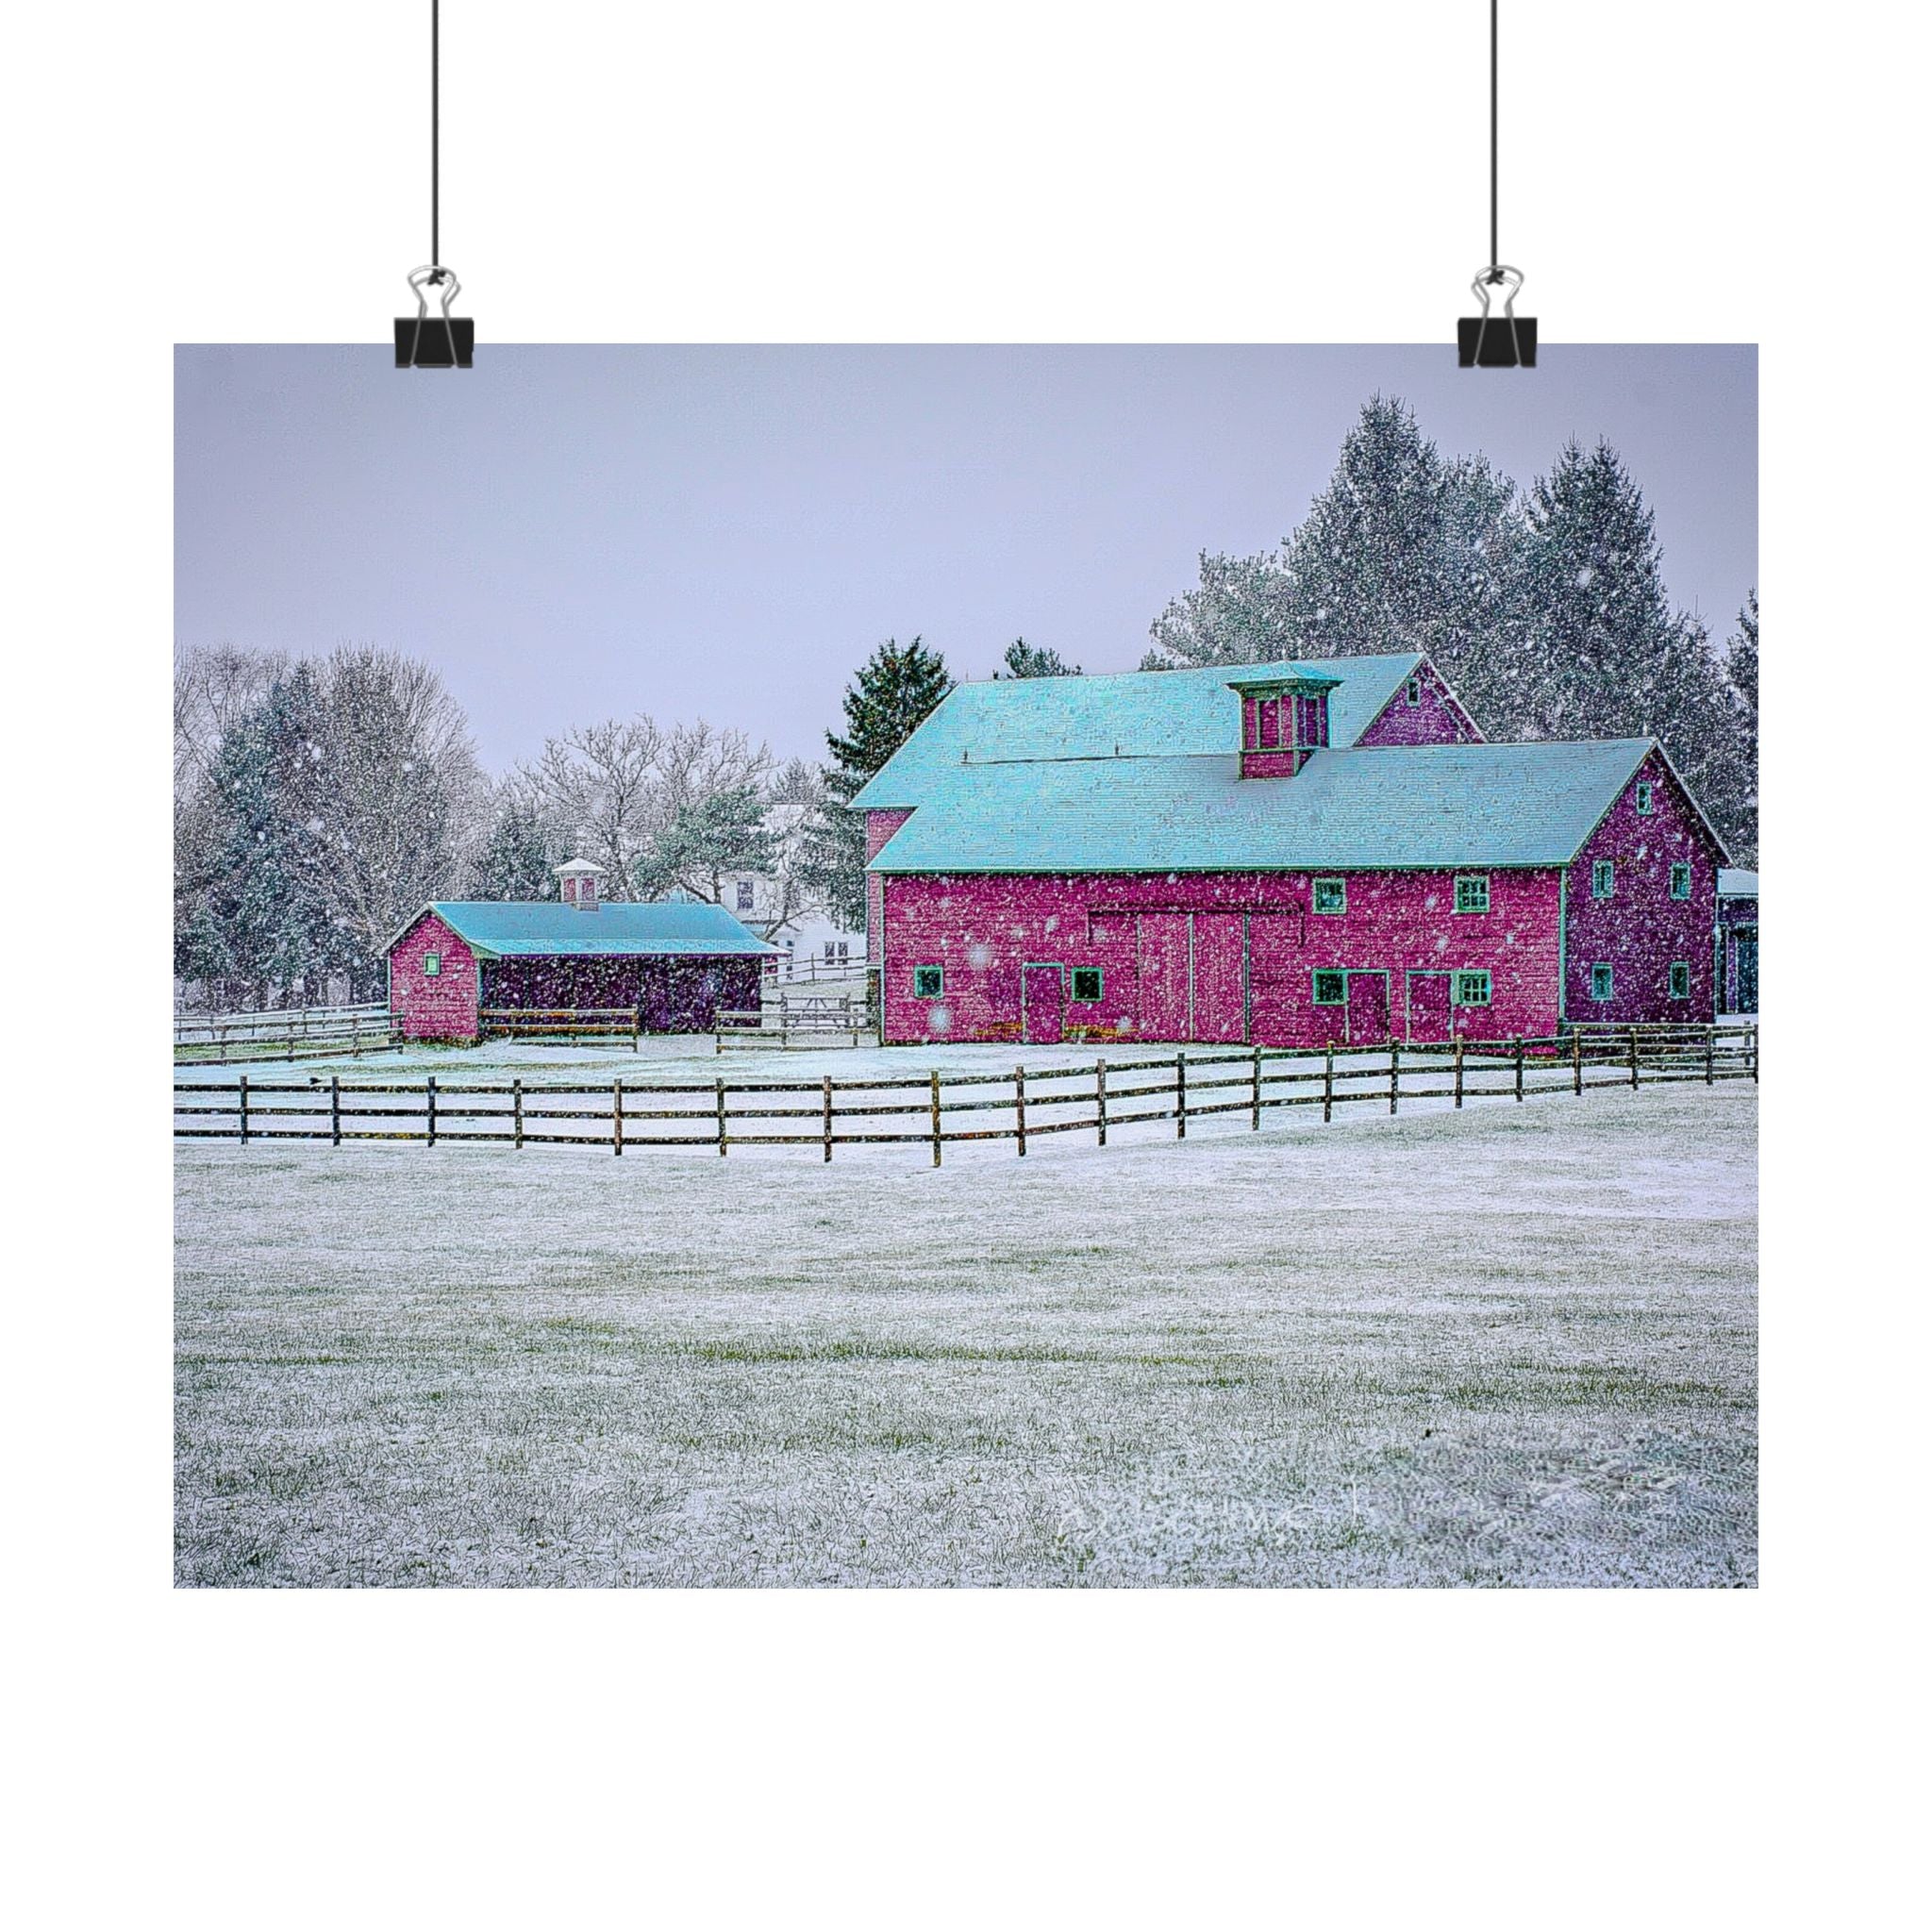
[430,0,441,276]
[1489,0,1498,274]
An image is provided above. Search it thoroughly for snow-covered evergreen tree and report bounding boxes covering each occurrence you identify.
[797,636,952,932]
[635,784,777,906]
[204,663,348,1002]
[1723,591,1758,862]
[1143,397,1517,681]
[995,638,1081,678]
[469,796,558,899]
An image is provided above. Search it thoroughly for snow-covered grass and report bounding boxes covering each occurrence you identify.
[175,1079,1757,1587]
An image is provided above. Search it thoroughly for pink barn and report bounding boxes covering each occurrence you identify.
[853,653,1731,1049]
[387,860,775,1043]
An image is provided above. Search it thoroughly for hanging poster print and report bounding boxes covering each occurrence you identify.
[174,341,1757,1589]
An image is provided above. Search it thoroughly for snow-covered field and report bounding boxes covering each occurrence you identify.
[175,1073,1757,1588]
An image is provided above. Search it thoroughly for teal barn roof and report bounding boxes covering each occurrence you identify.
[866,740,1657,874]
[1717,868,1758,897]
[850,653,1428,810]
[407,901,777,958]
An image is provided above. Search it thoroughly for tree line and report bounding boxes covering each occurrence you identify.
[176,392,1757,1003]
[175,647,826,1007]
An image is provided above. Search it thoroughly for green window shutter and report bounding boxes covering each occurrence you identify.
[1312,877,1346,915]
[1454,874,1490,914]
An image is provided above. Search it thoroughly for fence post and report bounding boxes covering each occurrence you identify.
[929,1070,942,1168]
[1324,1046,1334,1124]
[1572,1030,1582,1096]
[1750,1022,1758,1084]
[1706,1032,1715,1086]
[822,1074,833,1162]
[426,1074,438,1146]
[1251,1043,1262,1130]
[613,1079,624,1157]
[512,1076,524,1150]
[1514,1038,1524,1103]
[1454,1037,1465,1108]
[1628,1027,1640,1090]
[330,1074,341,1147]
[239,1072,250,1144]
[1096,1059,1108,1146]
[1175,1053,1187,1140]
[1390,1042,1400,1116]
[1015,1065,1027,1158]
[715,1076,727,1157]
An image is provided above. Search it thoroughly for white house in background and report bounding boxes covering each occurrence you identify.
[712,870,866,976]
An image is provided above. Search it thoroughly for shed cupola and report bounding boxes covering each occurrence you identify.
[1227,670,1340,777]
[557,857,606,910]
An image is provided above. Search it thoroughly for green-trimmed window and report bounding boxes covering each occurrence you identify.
[1591,859,1615,899]
[1453,970,1491,1007]
[1070,967,1103,1003]
[1311,876,1346,915]
[1406,676,1422,707]
[1669,961,1691,1000]
[1590,963,1614,1002]
[912,964,943,999]
[422,952,441,978]
[1312,969,1347,1006]
[1669,861,1692,899]
[1635,781,1655,815]
[1454,874,1491,914]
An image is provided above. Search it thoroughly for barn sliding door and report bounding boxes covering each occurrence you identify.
[1134,912,1250,1044]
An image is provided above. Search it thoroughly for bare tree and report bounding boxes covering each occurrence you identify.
[520,718,667,897]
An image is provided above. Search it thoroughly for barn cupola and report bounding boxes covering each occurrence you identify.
[557,858,606,911]
[1228,671,1340,777]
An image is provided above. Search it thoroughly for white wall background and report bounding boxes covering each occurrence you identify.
[2,5,1921,1926]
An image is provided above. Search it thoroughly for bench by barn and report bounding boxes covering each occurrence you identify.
[855,652,1734,1049]
[387,860,776,1043]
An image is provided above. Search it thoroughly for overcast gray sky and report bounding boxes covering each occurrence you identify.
[175,344,1756,774]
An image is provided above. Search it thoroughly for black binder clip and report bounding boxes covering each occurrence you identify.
[394,264,474,369]
[1458,265,1536,367]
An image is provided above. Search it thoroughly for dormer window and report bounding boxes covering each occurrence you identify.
[1228,670,1341,779]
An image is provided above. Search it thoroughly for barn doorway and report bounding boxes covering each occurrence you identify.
[1346,971,1391,1045]
[1734,930,1757,1012]
[1022,962,1066,1044]
[1131,912,1251,1043]
[1405,970,1452,1042]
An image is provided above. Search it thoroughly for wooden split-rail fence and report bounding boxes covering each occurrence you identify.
[175,1022,1757,1163]
[716,993,876,1051]
[478,1008,642,1049]
[173,1002,396,1066]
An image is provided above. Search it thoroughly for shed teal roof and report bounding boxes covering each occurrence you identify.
[409,901,777,958]
[867,740,1657,874]
[850,653,1428,809]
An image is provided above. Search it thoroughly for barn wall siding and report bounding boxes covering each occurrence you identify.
[391,911,483,1041]
[865,808,914,962]
[880,869,1563,1048]
[1354,660,1483,747]
[1564,750,1723,1023]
